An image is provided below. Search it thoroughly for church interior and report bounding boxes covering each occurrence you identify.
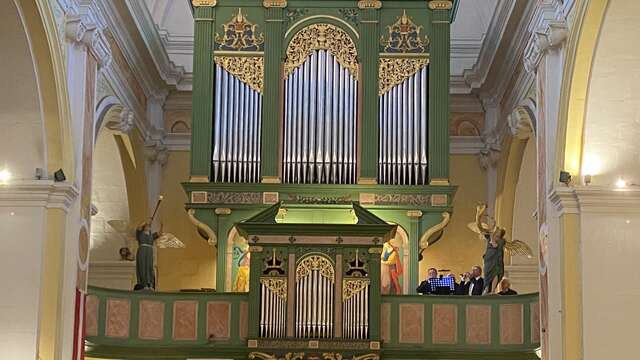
[1,0,638,359]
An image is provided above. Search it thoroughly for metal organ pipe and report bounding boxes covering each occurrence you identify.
[283,50,358,184]
[378,66,429,185]
[212,65,262,183]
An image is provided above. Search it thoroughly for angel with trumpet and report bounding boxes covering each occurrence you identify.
[467,203,533,294]
[107,195,185,290]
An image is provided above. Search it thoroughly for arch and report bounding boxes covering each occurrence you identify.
[94,95,122,140]
[285,15,360,47]
[14,0,75,179]
[555,0,609,178]
[225,226,249,292]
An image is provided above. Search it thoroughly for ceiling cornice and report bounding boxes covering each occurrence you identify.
[95,0,168,101]
[124,0,190,91]
[462,0,516,92]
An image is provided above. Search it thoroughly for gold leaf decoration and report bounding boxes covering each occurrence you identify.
[215,8,264,51]
[343,279,370,300]
[285,24,359,80]
[260,277,288,299]
[296,255,335,281]
[378,57,428,95]
[380,10,429,54]
[214,56,264,93]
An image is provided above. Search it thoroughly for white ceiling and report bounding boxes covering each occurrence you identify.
[137,0,501,93]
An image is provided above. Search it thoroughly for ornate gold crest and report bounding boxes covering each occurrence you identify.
[284,24,359,80]
[380,10,429,53]
[214,56,264,93]
[215,8,265,51]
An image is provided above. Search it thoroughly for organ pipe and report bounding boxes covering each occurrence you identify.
[213,65,262,183]
[378,66,428,185]
[283,50,357,184]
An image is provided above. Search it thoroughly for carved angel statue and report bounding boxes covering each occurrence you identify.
[467,203,533,294]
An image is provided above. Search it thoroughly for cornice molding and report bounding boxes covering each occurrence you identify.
[0,181,79,212]
[462,0,516,91]
[548,186,579,215]
[450,136,484,155]
[550,186,640,215]
[125,0,189,90]
[96,0,168,100]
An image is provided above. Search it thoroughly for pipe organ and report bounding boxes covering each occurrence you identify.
[295,255,335,338]
[282,24,359,184]
[212,62,263,183]
[378,64,429,185]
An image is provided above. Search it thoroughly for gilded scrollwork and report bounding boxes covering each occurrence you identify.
[214,56,264,93]
[260,277,288,299]
[380,10,429,53]
[378,57,428,95]
[343,279,370,300]
[296,255,335,281]
[285,24,359,80]
[215,8,264,51]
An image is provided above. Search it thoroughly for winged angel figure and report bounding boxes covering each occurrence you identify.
[108,219,185,289]
[467,203,533,294]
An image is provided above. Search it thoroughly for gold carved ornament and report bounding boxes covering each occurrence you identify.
[260,277,288,299]
[378,57,428,96]
[215,8,264,52]
[214,56,264,94]
[295,255,335,281]
[343,279,370,300]
[380,11,430,54]
[428,0,453,10]
[357,0,382,9]
[419,211,450,249]
[263,0,287,7]
[192,0,216,6]
[284,24,359,80]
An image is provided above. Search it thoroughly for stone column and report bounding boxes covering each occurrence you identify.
[522,3,568,358]
[478,98,501,215]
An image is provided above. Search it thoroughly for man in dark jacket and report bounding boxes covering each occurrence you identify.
[416,268,438,294]
[463,266,484,296]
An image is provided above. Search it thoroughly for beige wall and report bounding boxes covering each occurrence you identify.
[420,154,487,280]
[156,151,216,291]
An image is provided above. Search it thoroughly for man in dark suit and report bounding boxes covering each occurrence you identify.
[416,268,438,294]
[463,266,484,296]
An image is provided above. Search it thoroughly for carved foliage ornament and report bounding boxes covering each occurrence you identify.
[263,0,287,8]
[296,255,335,281]
[215,8,264,52]
[358,0,382,9]
[378,57,428,95]
[260,277,288,299]
[192,0,216,6]
[428,0,453,10]
[285,24,359,80]
[380,11,429,54]
[343,279,370,300]
[214,56,264,93]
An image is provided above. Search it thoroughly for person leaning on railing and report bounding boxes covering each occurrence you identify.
[497,277,518,295]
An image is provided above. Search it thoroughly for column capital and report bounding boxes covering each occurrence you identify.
[508,106,535,140]
[263,0,287,8]
[65,14,112,67]
[192,0,217,6]
[144,139,169,167]
[428,1,453,11]
[478,133,502,171]
[358,0,382,9]
[104,106,134,134]
[523,0,567,72]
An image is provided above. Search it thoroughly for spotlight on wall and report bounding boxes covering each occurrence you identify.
[0,169,12,184]
[559,171,572,186]
[53,169,66,182]
[616,178,627,189]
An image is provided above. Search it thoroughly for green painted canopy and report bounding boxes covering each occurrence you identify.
[235,202,397,240]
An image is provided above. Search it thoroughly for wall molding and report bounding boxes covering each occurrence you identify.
[550,186,640,215]
[0,181,79,212]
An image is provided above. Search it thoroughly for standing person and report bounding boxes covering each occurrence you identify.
[466,266,484,296]
[416,268,438,294]
[135,219,160,290]
[381,240,403,294]
[447,273,464,295]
